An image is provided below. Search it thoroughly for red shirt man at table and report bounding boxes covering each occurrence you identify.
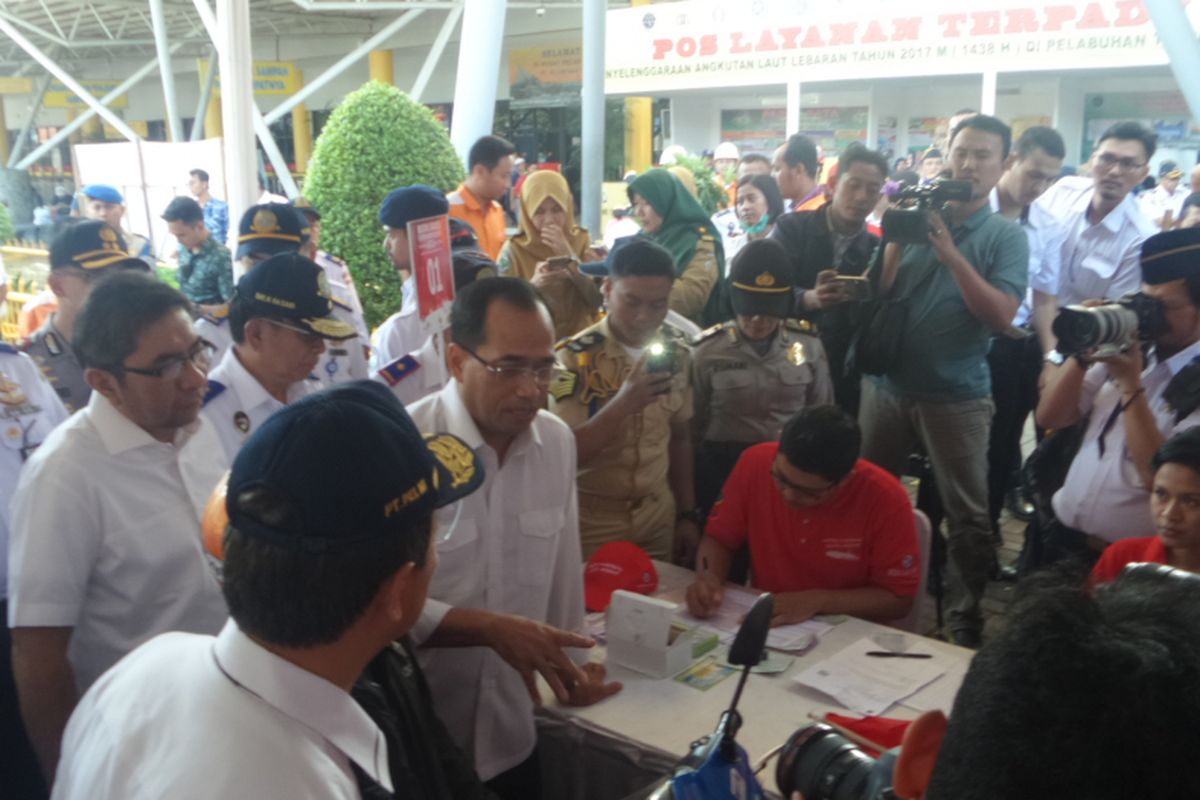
[686,405,920,626]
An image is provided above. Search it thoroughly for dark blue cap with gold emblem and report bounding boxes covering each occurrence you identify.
[49,220,150,272]
[1142,228,1200,285]
[227,380,484,553]
[236,202,305,259]
[231,252,357,339]
[729,238,794,319]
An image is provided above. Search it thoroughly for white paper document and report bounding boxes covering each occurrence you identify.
[791,636,947,715]
[668,585,833,651]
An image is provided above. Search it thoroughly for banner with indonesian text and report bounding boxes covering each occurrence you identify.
[605,0,1198,94]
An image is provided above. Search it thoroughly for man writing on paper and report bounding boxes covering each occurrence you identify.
[686,405,919,627]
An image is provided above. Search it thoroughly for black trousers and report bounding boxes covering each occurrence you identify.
[986,334,1043,532]
[486,751,542,800]
[1,601,49,800]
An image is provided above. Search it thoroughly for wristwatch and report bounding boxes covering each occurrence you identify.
[1044,349,1066,367]
[676,508,703,525]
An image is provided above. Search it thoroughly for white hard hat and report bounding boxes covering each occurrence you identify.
[714,141,739,161]
[659,144,687,166]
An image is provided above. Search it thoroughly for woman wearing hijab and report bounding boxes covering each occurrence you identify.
[723,173,784,267]
[628,168,727,325]
[498,170,604,339]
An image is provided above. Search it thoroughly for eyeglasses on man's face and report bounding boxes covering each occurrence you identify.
[119,338,216,380]
[459,345,564,386]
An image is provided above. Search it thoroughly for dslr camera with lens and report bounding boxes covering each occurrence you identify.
[776,723,900,800]
[1051,292,1168,359]
[881,179,973,244]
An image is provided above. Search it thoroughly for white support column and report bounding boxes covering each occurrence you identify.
[411,4,463,103]
[580,0,604,234]
[8,71,52,167]
[786,81,801,138]
[865,85,877,150]
[262,11,423,125]
[190,48,219,141]
[217,0,256,239]
[449,0,507,165]
[0,15,139,141]
[980,71,998,116]
[148,0,182,141]
[1145,0,1200,125]
[15,44,186,169]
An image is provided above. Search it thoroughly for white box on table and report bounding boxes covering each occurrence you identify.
[606,589,694,679]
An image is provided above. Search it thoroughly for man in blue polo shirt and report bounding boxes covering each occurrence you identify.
[857,114,1029,648]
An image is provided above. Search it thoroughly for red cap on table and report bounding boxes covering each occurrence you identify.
[585,542,659,612]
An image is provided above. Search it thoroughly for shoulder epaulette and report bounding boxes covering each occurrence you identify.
[0,342,18,355]
[564,330,604,353]
[693,321,732,345]
[201,305,230,325]
[203,380,226,406]
[785,319,817,334]
[43,331,63,356]
[330,295,352,311]
[661,323,693,345]
[378,354,420,387]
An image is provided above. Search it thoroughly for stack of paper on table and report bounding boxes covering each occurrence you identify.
[666,585,833,651]
[791,636,947,716]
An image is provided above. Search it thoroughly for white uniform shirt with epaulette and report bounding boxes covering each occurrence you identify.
[691,319,834,445]
[370,277,422,373]
[200,347,321,461]
[0,344,69,600]
[195,304,366,390]
[314,250,368,341]
[370,333,447,410]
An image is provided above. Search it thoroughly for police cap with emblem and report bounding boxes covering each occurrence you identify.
[231,252,357,340]
[378,185,449,229]
[236,202,305,259]
[729,238,794,319]
[1141,228,1200,285]
[227,380,484,553]
[49,220,151,272]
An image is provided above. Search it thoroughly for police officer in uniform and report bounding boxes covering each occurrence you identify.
[194,203,366,388]
[552,239,699,563]
[692,239,833,515]
[201,253,356,460]
[21,220,151,412]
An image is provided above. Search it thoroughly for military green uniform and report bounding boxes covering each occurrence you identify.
[551,317,692,560]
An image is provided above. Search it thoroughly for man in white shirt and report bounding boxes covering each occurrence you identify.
[52,380,486,800]
[1037,229,1200,564]
[1140,161,1189,230]
[8,273,229,782]
[202,253,356,460]
[985,126,1068,547]
[1034,121,1158,312]
[408,278,621,799]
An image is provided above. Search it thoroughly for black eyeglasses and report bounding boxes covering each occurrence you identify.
[459,345,564,386]
[119,338,216,379]
[1094,152,1147,173]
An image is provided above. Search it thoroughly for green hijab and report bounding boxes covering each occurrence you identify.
[628,169,726,275]
[629,168,730,326]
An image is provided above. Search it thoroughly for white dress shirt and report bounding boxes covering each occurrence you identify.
[369,277,423,375]
[990,188,1069,327]
[370,333,449,410]
[53,620,391,799]
[1139,183,1189,228]
[407,380,586,781]
[1053,339,1200,541]
[0,348,69,600]
[7,392,228,691]
[201,347,321,461]
[1034,176,1157,308]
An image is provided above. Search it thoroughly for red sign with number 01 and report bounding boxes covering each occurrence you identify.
[408,214,454,332]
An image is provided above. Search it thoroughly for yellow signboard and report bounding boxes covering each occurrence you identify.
[198,60,302,96]
[509,45,582,108]
[44,80,128,109]
[0,77,33,94]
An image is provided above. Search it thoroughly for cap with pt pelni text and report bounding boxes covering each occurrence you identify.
[226,380,484,554]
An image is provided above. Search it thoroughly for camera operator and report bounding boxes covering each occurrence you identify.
[1036,228,1200,564]
[857,114,1029,649]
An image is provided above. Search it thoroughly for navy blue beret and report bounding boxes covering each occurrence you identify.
[378,185,449,229]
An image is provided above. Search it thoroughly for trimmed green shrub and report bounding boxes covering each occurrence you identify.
[0,202,15,244]
[305,81,464,329]
[673,153,728,216]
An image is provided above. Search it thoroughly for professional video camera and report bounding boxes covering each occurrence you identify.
[775,723,900,800]
[881,179,973,244]
[1051,292,1168,359]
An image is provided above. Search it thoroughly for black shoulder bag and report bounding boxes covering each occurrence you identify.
[849,238,940,377]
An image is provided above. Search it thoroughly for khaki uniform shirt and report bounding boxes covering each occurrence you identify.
[692,320,833,445]
[551,317,692,559]
[670,236,720,323]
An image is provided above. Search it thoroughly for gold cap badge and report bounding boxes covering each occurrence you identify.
[251,209,279,234]
[755,272,775,287]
